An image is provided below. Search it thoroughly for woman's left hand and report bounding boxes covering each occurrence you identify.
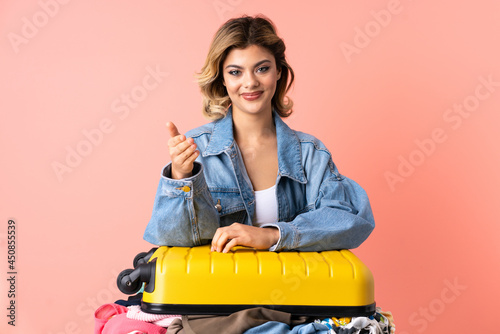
[211,223,279,253]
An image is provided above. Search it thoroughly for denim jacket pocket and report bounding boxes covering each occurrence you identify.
[210,189,247,226]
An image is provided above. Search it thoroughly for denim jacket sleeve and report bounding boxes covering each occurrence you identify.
[264,157,375,252]
[143,162,219,246]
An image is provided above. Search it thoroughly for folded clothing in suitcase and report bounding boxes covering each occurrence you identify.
[117,245,375,317]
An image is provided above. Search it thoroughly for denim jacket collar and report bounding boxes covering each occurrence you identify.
[203,106,307,184]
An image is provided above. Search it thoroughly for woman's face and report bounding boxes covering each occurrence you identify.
[222,44,281,118]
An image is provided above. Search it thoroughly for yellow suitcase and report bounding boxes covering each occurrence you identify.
[117,245,375,317]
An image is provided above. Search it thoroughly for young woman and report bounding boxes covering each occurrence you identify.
[143,15,375,253]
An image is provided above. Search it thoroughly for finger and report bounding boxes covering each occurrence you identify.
[168,134,186,148]
[211,234,221,252]
[214,232,228,253]
[211,228,223,252]
[214,230,231,253]
[166,122,181,138]
[223,238,239,253]
[172,144,198,168]
[184,149,200,165]
[170,138,195,155]
[168,137,196,155]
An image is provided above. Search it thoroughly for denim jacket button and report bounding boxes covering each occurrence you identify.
[215,199,222,212]
[181,186,191,192]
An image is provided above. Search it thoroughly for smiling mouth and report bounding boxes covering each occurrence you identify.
[241,91,263,101]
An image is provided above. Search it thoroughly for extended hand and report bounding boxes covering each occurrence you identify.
[166,122,199,179]
[211,223,280,253]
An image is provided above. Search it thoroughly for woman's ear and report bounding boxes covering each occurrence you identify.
[277,68,281,81]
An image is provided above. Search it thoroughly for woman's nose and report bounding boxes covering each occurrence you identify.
[243,72,259,88]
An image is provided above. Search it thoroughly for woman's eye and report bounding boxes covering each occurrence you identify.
[257,66,270,73]
[228,70,240,76]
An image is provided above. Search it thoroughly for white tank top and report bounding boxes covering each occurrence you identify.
[253,184,278,226]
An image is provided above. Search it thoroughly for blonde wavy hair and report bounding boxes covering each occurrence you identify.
[196,15,295,120]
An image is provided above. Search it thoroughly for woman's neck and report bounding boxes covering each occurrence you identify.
[232,109,276,145]
[231,107,279,191]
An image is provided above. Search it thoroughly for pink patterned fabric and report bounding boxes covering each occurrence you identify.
[127,305,181,327]
[94,303,128,334]
[102,313,167,334]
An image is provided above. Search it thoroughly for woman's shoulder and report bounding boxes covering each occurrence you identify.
[292,130,331,155]
[289,129,340,177]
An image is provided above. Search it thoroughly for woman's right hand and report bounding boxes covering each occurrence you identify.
[167,122,199,179]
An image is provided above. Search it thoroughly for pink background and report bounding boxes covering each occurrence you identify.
[1,0,499,333]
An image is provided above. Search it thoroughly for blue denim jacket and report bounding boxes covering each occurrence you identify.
[143,107,375,251]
